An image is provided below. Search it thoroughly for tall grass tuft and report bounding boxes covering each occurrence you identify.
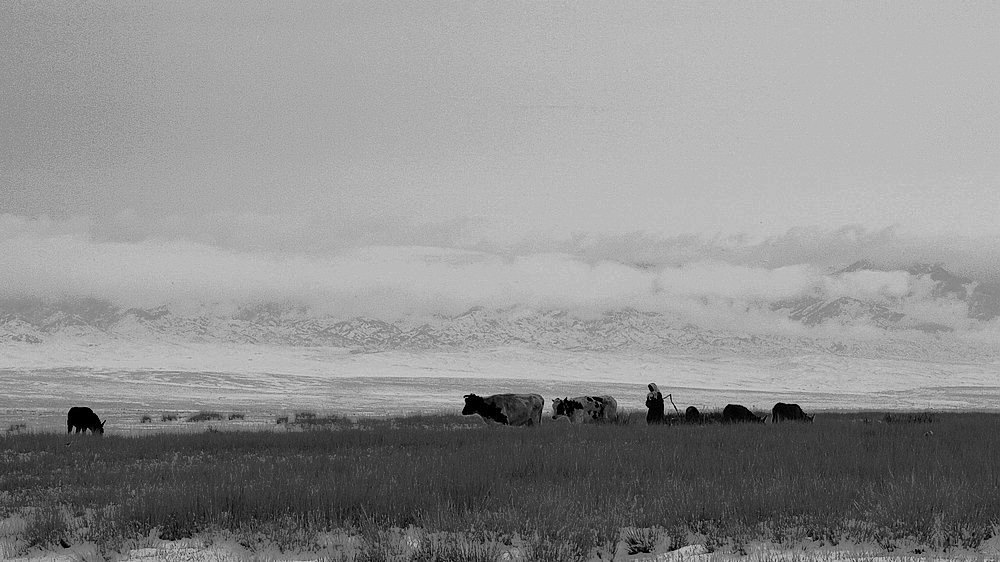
[22,506,70,550]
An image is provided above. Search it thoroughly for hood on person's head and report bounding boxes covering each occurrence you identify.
[648,383,660,394]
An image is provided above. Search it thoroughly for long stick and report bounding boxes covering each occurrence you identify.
[666,393,681,416]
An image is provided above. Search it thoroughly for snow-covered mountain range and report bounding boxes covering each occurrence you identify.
[2,261,999,361]
[770,261,1000,330]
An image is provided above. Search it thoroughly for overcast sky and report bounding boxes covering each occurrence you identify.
[3,2,1000,321]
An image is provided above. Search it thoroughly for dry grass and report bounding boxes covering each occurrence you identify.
[1,412,999,559]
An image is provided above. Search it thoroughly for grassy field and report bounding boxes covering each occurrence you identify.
[1,411,999,560]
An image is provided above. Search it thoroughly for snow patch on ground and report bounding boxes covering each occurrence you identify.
[1,342,999,432]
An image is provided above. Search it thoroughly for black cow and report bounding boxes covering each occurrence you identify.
[771,402,814,423]
[67,407,105,434]
[685,406,701,423]
[462,393,544,426]
[722,404,766,424]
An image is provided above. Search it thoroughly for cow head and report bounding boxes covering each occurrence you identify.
[551,397,565,419]
[462,394,483,415]
[462,394,507,424]
[96,420,106,434]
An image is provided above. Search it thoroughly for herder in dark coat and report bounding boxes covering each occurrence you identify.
[645,383,665,424]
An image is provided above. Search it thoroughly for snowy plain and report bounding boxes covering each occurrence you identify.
[2,339,999,432]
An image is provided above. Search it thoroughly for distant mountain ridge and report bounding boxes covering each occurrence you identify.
[0,295,997,365]
[770,261,1000,332]
[2,261,998,360]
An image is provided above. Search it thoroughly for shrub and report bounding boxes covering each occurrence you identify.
[228,413,245,421]
[883,412,936,424]
[411,534,501,562]
[295,413,352,428]
[186,411,223,423]
[140,415,152,424]
[22,506,69,549]
[161,413,178,422]
[6,423,27,434]
[623,527,659,555]
[294,411,317,422]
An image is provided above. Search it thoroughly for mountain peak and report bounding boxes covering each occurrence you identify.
[838,259,878,273]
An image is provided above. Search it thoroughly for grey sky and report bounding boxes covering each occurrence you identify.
[3,1,999,244]
[5,1,1000,328]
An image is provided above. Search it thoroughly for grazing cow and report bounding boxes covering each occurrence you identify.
[685,406,701,423]
[722,404,766,424]
[462,393,544,427]
[551,395,618,423]
[67,407,105,435]
[771,402,814,423]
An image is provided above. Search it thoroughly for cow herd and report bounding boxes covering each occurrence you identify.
[63,394,813,434]
[462,391,815,427]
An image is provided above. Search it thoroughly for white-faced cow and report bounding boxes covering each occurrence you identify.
[771,402,814,423]
[722,403,766,424]
[462,393,544,426]
[67,407,105,435]
[551,395,618,423]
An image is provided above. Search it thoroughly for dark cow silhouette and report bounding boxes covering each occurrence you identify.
[685,406,701,423]
[771,402,814,423]
[462,393,544,426]
[722,404,766,424]
[551,395,618,423]
[67,407,105,434]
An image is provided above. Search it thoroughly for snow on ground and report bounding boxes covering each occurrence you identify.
[1,340,999,432]
[4,535,1000,562]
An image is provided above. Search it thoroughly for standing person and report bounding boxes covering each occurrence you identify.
[646,383,665,424]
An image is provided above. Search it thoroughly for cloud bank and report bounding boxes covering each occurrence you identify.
[2,213,998,339]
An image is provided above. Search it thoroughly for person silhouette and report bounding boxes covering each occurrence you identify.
[645,383,665,424]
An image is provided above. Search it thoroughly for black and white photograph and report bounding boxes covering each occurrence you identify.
[2,2,1000,560]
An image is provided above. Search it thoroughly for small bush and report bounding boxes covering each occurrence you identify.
[295,413,351,428]
[411,534,500,562]
[140,415,152,424]
[623,527,660,555]
[883,412,936,424]
[186,411,223,423]
[161,413,178,422]
[22,506,69,549]
[294,411,317,422]
[6,423,27,434]
[276,416,289,424]
[228,413,245,421]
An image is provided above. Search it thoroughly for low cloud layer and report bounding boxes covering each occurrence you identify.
[2,213,998,339]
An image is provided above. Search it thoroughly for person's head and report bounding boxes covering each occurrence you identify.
[648,383,660,394]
